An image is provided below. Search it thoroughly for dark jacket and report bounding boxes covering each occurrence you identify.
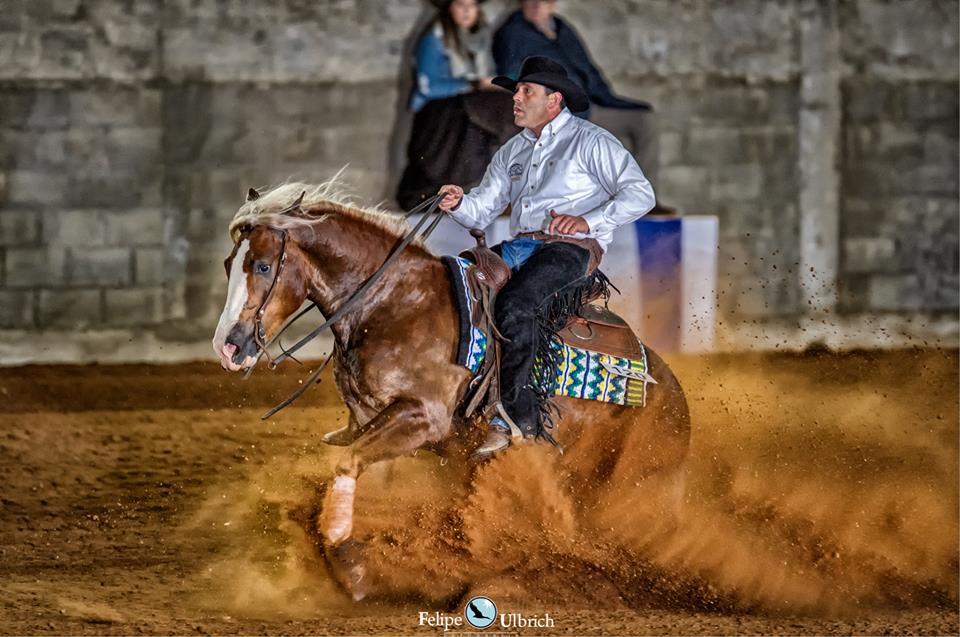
[492,10,650,117]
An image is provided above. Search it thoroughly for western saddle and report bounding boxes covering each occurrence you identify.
[459,229,644,422]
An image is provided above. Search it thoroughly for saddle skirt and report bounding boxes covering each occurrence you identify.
[443,255,655,408]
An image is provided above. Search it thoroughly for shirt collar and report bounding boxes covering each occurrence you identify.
[521,108,573,142]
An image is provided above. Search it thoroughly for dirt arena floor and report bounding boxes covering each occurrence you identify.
[0,348,957,635]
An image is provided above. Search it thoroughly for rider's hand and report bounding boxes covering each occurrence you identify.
[438,185,464,212]
[548,210,590,235]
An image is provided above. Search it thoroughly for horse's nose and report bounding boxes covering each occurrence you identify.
[219,342,241,371]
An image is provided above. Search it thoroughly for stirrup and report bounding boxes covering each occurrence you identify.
[494,403,524,440]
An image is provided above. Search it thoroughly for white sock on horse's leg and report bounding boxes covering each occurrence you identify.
[321,475,356,544]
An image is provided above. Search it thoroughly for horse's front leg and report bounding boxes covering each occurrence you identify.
[319,397,443,597]
[320,397,439,543]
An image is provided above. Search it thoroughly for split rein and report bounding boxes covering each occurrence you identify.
[243,193,445,420]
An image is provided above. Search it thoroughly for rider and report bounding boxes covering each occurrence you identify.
[438,56,655,456]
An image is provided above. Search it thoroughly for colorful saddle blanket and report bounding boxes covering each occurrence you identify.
[443,255,651,408]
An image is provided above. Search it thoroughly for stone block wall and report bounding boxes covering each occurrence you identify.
[0,0,956,359]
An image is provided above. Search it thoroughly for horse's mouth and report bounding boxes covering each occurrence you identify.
[218,342,257,372]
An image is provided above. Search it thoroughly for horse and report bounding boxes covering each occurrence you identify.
[211,181,691,600]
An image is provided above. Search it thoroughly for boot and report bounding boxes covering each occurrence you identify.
[472,417,512,458]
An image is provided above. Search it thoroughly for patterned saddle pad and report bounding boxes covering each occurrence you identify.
[443,255,654,408]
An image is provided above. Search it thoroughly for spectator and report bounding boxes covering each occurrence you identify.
[493,0,673,212]
[397,0,518,210]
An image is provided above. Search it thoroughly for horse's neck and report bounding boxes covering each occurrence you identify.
[301,215,437,343]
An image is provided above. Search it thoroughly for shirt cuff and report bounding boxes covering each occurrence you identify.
[581,209,610,236]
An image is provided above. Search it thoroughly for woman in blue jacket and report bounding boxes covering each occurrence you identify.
[397,0,517,210]
[411,0,495,112]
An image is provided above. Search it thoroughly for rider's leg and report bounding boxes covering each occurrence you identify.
[481,242,590,450]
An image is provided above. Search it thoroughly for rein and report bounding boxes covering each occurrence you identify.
[242,193,445,418]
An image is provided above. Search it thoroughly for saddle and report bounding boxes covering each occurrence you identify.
[459,230,644,422]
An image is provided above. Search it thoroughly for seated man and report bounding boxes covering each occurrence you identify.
[438,56,655,456]
[492,0,672,213]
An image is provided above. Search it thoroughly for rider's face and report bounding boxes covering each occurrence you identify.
[512,82,558,131]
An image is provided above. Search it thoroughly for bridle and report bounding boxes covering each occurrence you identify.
[230,192,445,419]
[250,228,288,367]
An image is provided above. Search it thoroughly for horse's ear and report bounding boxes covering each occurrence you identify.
[246,188,261,201]
[292,190,306,210]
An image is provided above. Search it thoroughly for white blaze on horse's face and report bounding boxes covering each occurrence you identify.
[213,239,255,371]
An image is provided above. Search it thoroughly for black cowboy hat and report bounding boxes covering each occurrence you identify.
[492,56,589,112]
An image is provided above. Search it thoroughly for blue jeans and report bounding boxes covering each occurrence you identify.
[495,237,544,271]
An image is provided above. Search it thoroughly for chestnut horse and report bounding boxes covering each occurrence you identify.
[212,182,691,599]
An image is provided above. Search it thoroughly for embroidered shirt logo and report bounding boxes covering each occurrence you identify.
[508,162,523,181]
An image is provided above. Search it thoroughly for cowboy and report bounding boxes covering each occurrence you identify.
[438,56,655,456]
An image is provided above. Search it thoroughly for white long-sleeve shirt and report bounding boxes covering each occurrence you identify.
[449,108,655,252]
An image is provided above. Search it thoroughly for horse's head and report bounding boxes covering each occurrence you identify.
[212,188,312,372]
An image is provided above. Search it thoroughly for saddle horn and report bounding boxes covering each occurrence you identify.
[469,228,487,248]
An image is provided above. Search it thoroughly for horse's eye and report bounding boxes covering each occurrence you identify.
[256,262,271,275]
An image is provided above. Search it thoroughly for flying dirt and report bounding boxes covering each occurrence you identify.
[0,348,956,635]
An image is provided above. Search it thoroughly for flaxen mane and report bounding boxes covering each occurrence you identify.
[228,178,414,243]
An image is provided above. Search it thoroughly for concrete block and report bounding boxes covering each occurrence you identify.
[6,170,69,207]
[0,290,34,328]
[37,288,101,328]
[691,86,770,122]
[686,127,742,164]
[844,236,897,273]
[0,210,39,245]
[843,79,889,123]
[103,208,163,246]
[869,274,921,311]
[875,121,924,159]
[38,28,89,80]
[923,130,959,165]
[658,165,710,204]
[659,131,683,166]
[28,129,68,168]
[0,90,70,130]
[104,126,163,175]
[710,163,763,201]
[903,82,959,121]
[64,174,144,209]
[135,247,165,285]
[65,247,131,286]
[187,208,222,241]
[914,162,959,196]
[839,273,871,313]
[741,126,797,161]
[5,247,66,287]
[104,287,164,326]
[42,209,105,245]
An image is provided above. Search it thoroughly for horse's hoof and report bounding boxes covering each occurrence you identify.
[322,426,358,446]
[327,539,370,600]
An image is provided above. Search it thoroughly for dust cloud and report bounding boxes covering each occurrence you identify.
[183,349,958,620]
